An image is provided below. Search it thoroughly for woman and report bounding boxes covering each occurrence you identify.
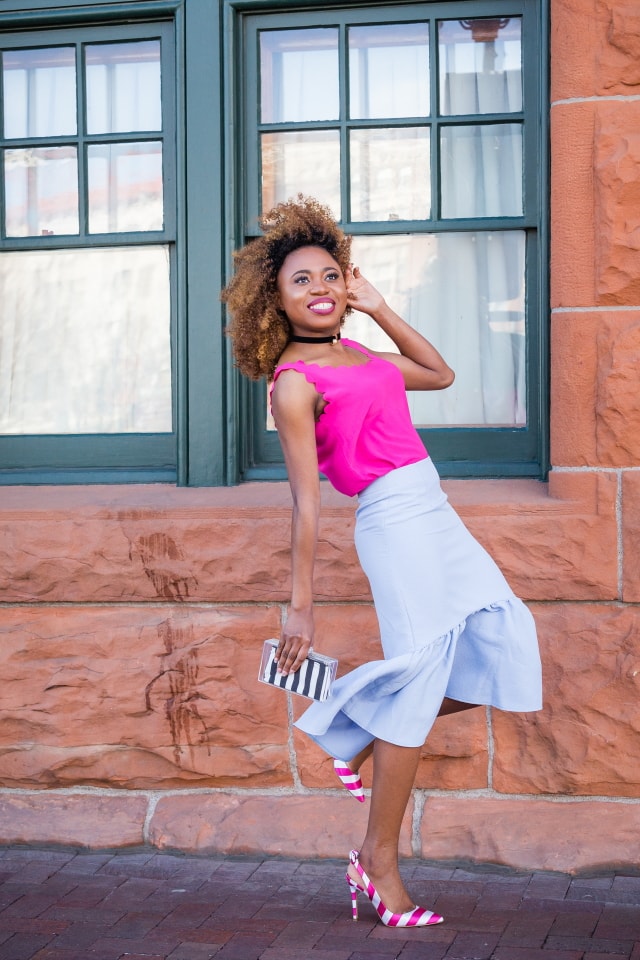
[222,196,542,929]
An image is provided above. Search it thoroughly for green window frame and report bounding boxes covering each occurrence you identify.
[0,8,179,483]
[234,0,548,480]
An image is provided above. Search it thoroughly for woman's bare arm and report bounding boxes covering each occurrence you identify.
[270,369,321,675]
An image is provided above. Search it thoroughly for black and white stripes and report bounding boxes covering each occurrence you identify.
[259,640,337,702]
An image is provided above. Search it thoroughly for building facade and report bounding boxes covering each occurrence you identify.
[0,0,639,872]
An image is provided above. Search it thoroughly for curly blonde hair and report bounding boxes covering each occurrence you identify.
[222,195,352,380]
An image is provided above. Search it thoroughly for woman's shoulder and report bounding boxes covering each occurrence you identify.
[341,337,373,357]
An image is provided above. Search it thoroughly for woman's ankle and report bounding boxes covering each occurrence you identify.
[358,843,400,876]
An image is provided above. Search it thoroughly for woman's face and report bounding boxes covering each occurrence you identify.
[276,245,348,336]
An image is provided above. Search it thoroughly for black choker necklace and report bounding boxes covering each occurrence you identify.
[289,332,341,344]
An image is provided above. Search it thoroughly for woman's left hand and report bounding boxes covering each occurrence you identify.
[344,264,455,391]
[345,264,385,317]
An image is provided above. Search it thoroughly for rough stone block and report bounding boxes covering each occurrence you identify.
[0,483,368,604]
[552,311,640,466]
[419,795,640,872]
[0,513,366,605]
[595,315,640,461]
[595,108,640,305]
[622,471,640,602]
[552,0,640,100]
[149,793,412,858]
[492,603,640,796]
[0,605,291,789]
[550,102,596,308]
[454,472,618,600]
[415,708,489,790]
[0,793,147,848]
[552,100,640,309]
[0,477,621,607]
[551,312,599,466]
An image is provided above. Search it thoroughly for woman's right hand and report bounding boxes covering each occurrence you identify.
[275,606,314,676]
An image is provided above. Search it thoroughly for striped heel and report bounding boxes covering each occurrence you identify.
[345,850,443,928]
[333,759,366,802]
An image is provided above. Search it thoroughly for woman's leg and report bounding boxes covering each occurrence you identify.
[347,698,477,774]
[348,698,480,913]
[438,696,479,717]
[349,739,422,913]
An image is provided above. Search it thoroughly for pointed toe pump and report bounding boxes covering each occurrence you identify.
[345,850,443,927]
[333,759,366,802]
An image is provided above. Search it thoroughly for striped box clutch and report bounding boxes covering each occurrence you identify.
[258,639,337,702]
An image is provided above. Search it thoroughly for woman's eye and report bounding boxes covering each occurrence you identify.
[326,272,339,280]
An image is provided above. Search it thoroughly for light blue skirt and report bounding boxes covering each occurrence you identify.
[295,457,542,760]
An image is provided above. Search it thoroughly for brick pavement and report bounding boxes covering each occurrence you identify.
[0,847,639,960]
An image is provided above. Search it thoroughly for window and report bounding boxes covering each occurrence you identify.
[0,20,177,481]
[240,1,547,478]
[0,0,546,487]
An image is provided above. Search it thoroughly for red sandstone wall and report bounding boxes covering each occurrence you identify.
[1,0,639,872]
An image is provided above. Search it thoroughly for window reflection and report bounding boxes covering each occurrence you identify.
[350,127,430,221]
[439,18,522,116]
[349,23,429,120]
[85,40,162,134]
[2,47,77,138]
[440,123,522,218]
[4,146,79,237]
[0,246,172,435]
[261,130,340,217]
[260,28,339,123]
[88,141,163,233]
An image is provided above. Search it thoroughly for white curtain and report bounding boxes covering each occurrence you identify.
[346,230,525,427]
[0,247,172,435]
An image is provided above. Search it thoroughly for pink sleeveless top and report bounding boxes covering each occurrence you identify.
[271,338,428,497]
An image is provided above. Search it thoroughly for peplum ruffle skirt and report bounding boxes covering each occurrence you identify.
[295,457,542,761]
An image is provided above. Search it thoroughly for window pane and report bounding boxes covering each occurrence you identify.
[85,40,161,134]
[350,127,430,221]
[440,124,522,218]
[0,246,172,434]
[4,146,79,237]
[261,130,340,217]
[260,28,339,123]
[2,47,77,138]
[439,18,522,116]
[346,232,526,426]
[88,141,163,233]
[349,23,429,120]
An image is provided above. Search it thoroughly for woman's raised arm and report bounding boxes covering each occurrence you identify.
[345,265,455,392]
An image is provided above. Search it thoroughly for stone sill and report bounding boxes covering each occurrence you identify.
[0,473,595,518]
[0,472,620,602]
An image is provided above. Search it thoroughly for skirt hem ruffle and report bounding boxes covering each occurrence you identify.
[295,596,542,758]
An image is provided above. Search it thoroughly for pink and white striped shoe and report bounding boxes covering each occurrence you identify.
[333,759,365,802]
[345,849,443,927]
